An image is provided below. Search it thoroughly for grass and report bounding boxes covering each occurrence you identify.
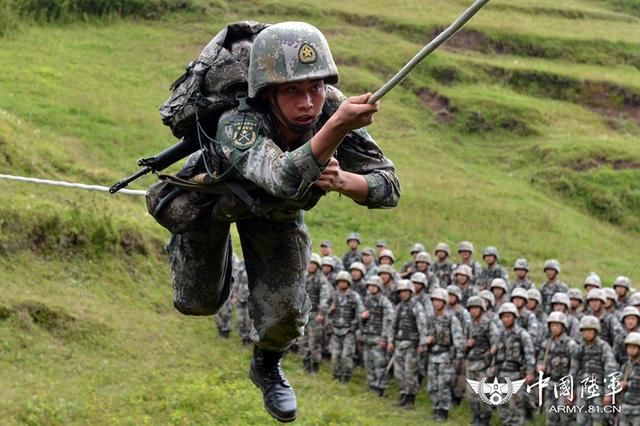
[1,0,639,424]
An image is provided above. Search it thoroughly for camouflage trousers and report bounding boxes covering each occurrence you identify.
[544,384,573,426]
[394,340,420,395]
[427,354,456,411]
[620,404,640,426]
[215,298,233,333]
[236,302,253,340]
[363,337,390,389]
[466,367,492,424]
[497,370,526,426]
[167,214,310,352]
[331,330,356,379]
[576,394,606,426]
[300,315,324,364]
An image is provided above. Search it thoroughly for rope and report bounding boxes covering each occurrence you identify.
[0,173,146,196]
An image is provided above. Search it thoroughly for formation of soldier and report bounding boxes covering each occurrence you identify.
[216,235,638,425]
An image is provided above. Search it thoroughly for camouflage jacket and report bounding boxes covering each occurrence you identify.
[431,260,454,288]
[427,309,464,361]
[362,292,395,341]
[540,279,569,314]
[495,325,536,375]
[330,288,365,335]
[465,315,500,371]
[234,261,250,303]
[305,269,331,315]
[476,264,510,291]
[512,277,535,291]
[517,308,540,349]
[621,359,640,405]
[342,249,362,271]
[537,334,578,381]
[455,259,483,286]
[614,326,640,366]
[390,297,427,346]
[570,337,618,386]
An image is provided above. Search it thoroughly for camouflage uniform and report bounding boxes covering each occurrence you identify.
[301,265,330,370]
[215,298,234,337]
[477,264,510,292]
[614,307,640,366]
[234,260,253,343]
[620,333,640,426]
[342,250,362,271]
[362,281,395,394]
[330,286,365,382]
[432,260,454,288]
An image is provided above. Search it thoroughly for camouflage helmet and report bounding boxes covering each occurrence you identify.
[320,239,332,248]
[378,249,396,264]
[625,332,640,347]
[410,272,427,286]
[489,278,509,293]
[430,288,448,302]
[248,22,339,98]
[375,239,387,248]
[603,287,617,301]
[454,264,473,279]
[362,247,374,256]
[466,296,486,311]
[567,288,584,303]
[415,251,432,264]
[336,270,352,285]
[584,273,602,288]
[614,276,632,290]
[479,290,495,307]
[434,242,450,256]
[630,292,640,307]
[410,243,426,254]
[513,258,529,271]
[458,241,474,253]
[321,256,335,269]
[510,287,529,302]
[346,232,361,243]
[543,259,561,273]
[622,306,640,320]
[527,289,542,304]
[349,262,366,275]
[498,302,519,318]
[551,292,571,309]
[446,285,462,301]
[579,315,601,333]
[547,312,568,329]
[586,288,606,304]
[366,275,383,291]
[310,253,322,266]
[482,246,499,259]
[396,279,415,294]
[377,264,395,275]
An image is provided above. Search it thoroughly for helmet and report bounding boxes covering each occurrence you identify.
[489,278,508,293]
[458,241,474,253]
[346,232,361,243]
[568,288,584,302]
[510,287,529,302]
[349,262,366,275]
[434,242,450,256]
[513,258,529,271]
[447,285,462,301]
[483,246,499,259]
[410,243,425,254]
[584,273,602,288]
[586,288,606,304]
[614,276,632,290]
[479,290,495,307]
[551,292,571,309]
[321,256,334,269]
[336,270,352,285]
[543,259,561,273]
[320,240,332,248]
[603,287,617,301]
[622,306,640,320]
[375,239,387,248]
[625,332,640,347]
[415,251,432,264]
[310,253,322,266]
[378,249,395,264]
[410,272,427,286]
[630,292,640,307]
[467,296,486,311]
[366,276,383,291]
[377,264,395,275]
[430,288,448,302]
[248,22,339,98]
[579,315,601,333]
[498,302,519,318]
[362,247,374,256]
[454,264,473,279]
[527,289,542,304]
[547,312,568,329]
[395,279,415,294]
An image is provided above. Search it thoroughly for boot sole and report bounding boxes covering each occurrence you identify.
[249,366,297,423]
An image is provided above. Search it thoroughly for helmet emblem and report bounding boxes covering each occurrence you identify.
[298,44,317,64]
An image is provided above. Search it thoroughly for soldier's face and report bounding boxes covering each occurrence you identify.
[581,329,596,342]
[588,299,602,313]
[348,240,359,250]
[624,315,638,330]
[527,299,538,311]
[469,306,482,319]
[456,274,469,286]
[459,250,471,261]
[413,283,424,294]
[491,287,504,299]
[512,297,526,309]
[570,299,581,310]
[379,256,392,265]
[416,262,428,272]
[275,80,326,126]
[399,290,411,302]
[552,303,566,313]
[362,253,372,264]
[432,299,445,311]
[615,286,628,297]
[322,265,333,275]
[483,255,496,266]
[367,285,380,295]
[308,262,318,273]
[320,246,330,256]
[500,313,515,328]
[379,273,390,284]
[515,269,527,279]
[448,295,458,306]
[550,323,564,337]
[436,251,447,261]
[338,280,349,291]
[627,344,640,359]
[545,269,557,280]
[350,270,363,281]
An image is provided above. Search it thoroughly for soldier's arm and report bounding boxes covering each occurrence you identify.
[528,313,539,346]
[354,292,366,316]
[415,303,428,346]
[318,278,331,316]
[451,316,464,360]
[603,342,619,378]
[521,330,536,375]
[381,298,395,342]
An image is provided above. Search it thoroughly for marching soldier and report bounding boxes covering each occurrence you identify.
[342,232,362,270]
[447,284,472,405]
[568,288,585,320]
[456,241,483,287]
[540,259,568,314]
[527,288,547,345]
[453,264,478,307]
[615,276,633,312]
[477,246,510,291]
[361,247,379,280]
[615,306,640,366]
[321,256,338,287]
[301,254,331,374]
[400,243,426,279]
[414,251,440,292]
[549,292,580,339]
[512,258,535,290]
[511,288,540,350]
[619,332,640,426]
[432,242,454,288]
[349,261,368,300]
[377,264,399,305]
[586,288,623,348]
[490,278,509,311]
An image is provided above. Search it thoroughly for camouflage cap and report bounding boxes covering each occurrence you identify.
[366,275,383,291]
[625,332,640,347]
[321,256,335,269]
[527,289,542,304]
[551,292,570,309]
[415,251,432,264]
[543,259,561,273]
[248,22,339,98]
[378,249,395,263]
[410,272,427,286]
[346,232,361,243]
[579,315,601,333]
[547,312,568,329]
[430,288,448,302]
[622,306,640,320]
[395,279,415,294]
[631,292,640,307]
[614,276,632,289]
[479,290,495,307]
[567,288,584,302]
[434,242,450,256]
[458,241,474,253]
[510,287,529,302]
[483,246,499,259]
[336,270,352,285]
[513,258,529,271]
[586,288,606,304]
[446,285,462,301]
[377,264,395,275]
[498,302,519,318]
[320,240,332,248]
[584,273,602,288]
[454,264,473,279]
[310,253,322,265]
[349,262,366,275]
[466,296,486,311]
[489,278,508,292]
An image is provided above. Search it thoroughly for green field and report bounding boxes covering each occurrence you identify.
[1,0,639,424]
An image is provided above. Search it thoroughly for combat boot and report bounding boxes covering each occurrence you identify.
[376,387,385,397]
[249,346,297,423]
[311,362,319,374]
[403,394,415,409]
[395,393,407,406]
[302,359,310,373]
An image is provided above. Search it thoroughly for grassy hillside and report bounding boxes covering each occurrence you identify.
[1,0,639,424]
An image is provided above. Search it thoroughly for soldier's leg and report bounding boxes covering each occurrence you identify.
[404,344,419,397]
[236,216,310,352]
[467,368,491,425]
[373,343,390,390]
[363,342,375,388]
[308,318,323,366]
[453,361,466,404]
[619,405,640,426]
[437,360,456,413]
[215,298,233,336]
[394,345,407,396]
[237,302,252,341]
[300,321,311,368]
[498,372,525,426]
[330,334,343,379]
[427,359,439,407]
[342,332,356,381]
